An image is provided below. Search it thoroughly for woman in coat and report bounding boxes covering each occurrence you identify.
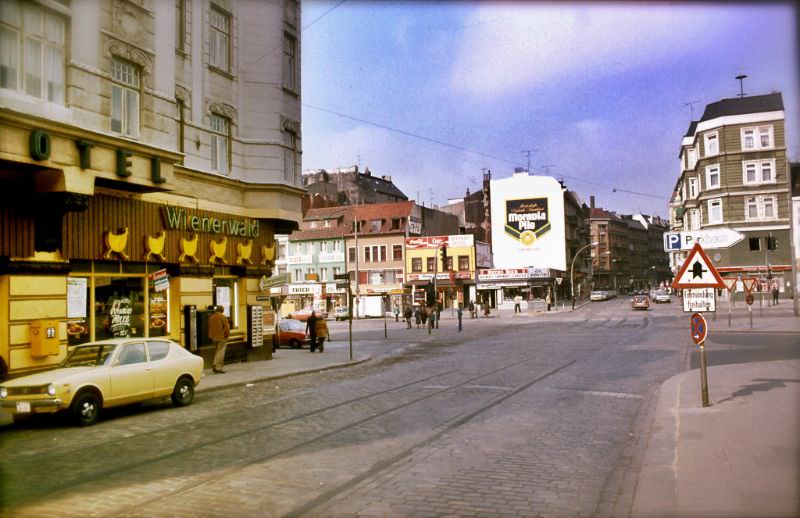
[314,317,329,353]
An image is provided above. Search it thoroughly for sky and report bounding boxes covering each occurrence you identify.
[300,1,799,217]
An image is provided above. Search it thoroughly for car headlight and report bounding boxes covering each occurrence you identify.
[0,386,7,399]
[47,383,56,396]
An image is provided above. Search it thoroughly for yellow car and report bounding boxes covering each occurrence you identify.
[0,338,203,426]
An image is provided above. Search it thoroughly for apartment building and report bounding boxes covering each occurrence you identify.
[0,0,303,377]
[670,93,792,298]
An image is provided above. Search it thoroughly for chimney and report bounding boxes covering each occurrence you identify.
[590,195,595,209]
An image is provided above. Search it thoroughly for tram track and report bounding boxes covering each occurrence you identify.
[3,352,575,513]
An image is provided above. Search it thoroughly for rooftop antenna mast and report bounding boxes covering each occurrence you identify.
[736,74,748,98]
[522,149,536,174]
[683,100,701,119]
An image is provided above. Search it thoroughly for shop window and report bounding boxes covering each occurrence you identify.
[148,279,168,337]
[213,277,238,328]
[95,277,145,340]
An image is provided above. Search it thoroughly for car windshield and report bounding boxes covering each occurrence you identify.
[281,319,305,331]
[62,344,118,367]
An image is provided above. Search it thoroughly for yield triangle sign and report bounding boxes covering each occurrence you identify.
[722,278,738,292]
[672,243,725,289]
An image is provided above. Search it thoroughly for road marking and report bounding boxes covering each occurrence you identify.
[550,387,644,399]
[463,384,514,392]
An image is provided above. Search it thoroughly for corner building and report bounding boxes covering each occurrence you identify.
[0,0,303,378]
[670,93,792,298]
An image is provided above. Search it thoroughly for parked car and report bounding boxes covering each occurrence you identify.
[288,308,328,321]
[274,318,311,349]
[590,290,609,301]
[653,289,672,303]
[631,293,651,310]
[333,306,350,321]
[0,338,203,426]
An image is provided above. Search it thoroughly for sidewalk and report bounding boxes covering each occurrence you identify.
[633,304,800,517]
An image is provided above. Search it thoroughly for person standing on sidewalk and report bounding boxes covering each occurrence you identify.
[208,306,229,374]
[457,304,463,332]
[513,294,522,313]
[314,316,329,352]
[468,301,475,319]
[772,285,780,305]
[404,306,412,328]
[306,310,318,352]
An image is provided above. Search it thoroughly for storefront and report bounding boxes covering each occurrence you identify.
[476,268,555,308]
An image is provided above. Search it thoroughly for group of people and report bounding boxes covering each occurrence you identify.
[304,311,329,353]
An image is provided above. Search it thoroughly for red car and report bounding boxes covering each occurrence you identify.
[273,318,311,349]
[631,293,651,310]
[288,308,328,321]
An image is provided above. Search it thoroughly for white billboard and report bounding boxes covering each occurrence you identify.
[490,174,566,271]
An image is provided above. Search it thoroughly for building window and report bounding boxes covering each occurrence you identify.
[704,131,718,157]
[111,58,140,137]
[379,245,386,262]
[320,267,327,282]
[411,257,422,273]
[741,125,773,150]
[458,255,469,271]
[210,114,230,174]
[707,199,723,224]
[293,268,301,281]
[742,159,775,185]
[348,247,356,263]
[283,33,297,91]
[209,5,230,71]
[745,196,777,221]
[175,0,186,51]
[745,197,759,221]
[426,257,435,272]
[364,246,371,263]
[687,177,698,199]
[278,242,287,260]
[445,257,453,270]
[749,237,761,251]
[0,1,66,103]
[283,129,298,183]
[393,244,403,261]
[705,164,720,190]
[686,147,697,170]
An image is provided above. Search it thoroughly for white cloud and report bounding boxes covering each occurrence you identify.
[447,4,725,98]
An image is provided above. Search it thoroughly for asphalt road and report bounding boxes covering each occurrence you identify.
[0,298,717,517]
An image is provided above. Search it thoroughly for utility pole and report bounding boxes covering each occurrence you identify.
[354,210,360,318]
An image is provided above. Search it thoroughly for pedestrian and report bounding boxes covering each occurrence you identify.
[484,304,490,317]
[306,310,318,352]
[414,306,421,328]
[394,303,400,322]
[208,305,230,374]
[457,304,463,332]
[404,306,413,328]
[420,307,428,327]
[468,301,475,319]
[513,294,522,313]
[427,306,435,334]
[546,290,552,312]
[772,285,779,305]
[314,316,329,352]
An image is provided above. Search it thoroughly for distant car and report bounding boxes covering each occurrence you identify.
[333,306,350,321]
[288,308,328,321]
[631,293,651,310]
[274,318,311,349]
[590,290,609,301]
[654,289,672,303]
[0,338,203,426]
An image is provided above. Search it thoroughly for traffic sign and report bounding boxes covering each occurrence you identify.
[745,294,754,305]
[722,278,737,292]
[742,278,759,293]
[663,229,745,251]
[672,243,725,289]
[334,273,350,280]
[690,312,708,344]
[683,288,717,313]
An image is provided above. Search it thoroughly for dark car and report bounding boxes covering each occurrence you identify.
[631,293,650,310]
[273,318,311,349]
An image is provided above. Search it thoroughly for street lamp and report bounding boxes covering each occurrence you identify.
[571,242,598,310]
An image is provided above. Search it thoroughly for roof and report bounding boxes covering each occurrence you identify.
[355,174,408,200]
[699,93,784,122]
[684,121,698,138]
[290,201,415,241]
[590,207,620,221]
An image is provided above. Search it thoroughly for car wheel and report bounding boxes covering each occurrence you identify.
[289,338,301,349]
[71,391,101,426]
[171,377,195,407]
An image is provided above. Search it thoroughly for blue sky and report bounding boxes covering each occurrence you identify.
[301,1,798,217]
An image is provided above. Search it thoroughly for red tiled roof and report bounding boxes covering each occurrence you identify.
[590,207,619,220]
[291,201,414,241]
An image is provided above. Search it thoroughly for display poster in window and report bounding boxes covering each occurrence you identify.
[67,278,88,319]
[149,293,168,337]
[216,286,230,316]
[108,296,133,337]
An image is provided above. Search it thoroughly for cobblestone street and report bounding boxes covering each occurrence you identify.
[1,300,692,517]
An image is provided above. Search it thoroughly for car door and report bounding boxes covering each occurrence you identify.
[109,342,154,405]
[147,340,175,397]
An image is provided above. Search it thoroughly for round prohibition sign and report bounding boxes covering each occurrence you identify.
[690,312,708,345]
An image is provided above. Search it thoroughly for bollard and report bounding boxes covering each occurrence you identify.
[699,343,710,407]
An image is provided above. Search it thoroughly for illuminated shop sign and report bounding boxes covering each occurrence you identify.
[162,206,260,238]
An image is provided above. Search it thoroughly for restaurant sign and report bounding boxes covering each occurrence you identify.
[162,206,260,238]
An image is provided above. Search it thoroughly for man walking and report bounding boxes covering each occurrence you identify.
[772,285,780,305]
[457,304,463,332]
[514,294,522,313]
[306,310,318,352]
[208,306,230,374]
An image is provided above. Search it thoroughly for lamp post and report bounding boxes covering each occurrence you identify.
[571,242,598,310]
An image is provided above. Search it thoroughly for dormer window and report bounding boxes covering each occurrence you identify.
[371,219,381,232]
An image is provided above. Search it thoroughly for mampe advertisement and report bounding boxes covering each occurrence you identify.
[490,174,566,271]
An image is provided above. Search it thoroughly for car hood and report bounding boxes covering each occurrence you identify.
[1,367,100,387]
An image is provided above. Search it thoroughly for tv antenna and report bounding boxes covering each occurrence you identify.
[522,149,537,173]
[736,74,748,98]
[683,100,701,119]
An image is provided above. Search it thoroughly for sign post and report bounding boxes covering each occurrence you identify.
[673,244,725,408]
[334,273,353,360]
